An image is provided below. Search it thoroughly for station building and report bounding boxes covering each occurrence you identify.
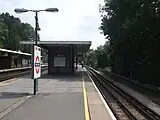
[20,41,91,74]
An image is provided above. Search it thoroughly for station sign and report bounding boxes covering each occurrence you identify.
[34,45,41,79]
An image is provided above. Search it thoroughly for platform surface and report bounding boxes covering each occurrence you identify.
[0,67,115,120]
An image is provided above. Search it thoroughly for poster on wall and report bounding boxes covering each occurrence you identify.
[54,57,66,67]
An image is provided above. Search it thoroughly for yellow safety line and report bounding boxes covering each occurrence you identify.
[82,71,90,120]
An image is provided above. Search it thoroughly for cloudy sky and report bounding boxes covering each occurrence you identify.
[0,0,106,49]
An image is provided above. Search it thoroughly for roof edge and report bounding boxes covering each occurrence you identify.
[20,41,92,45]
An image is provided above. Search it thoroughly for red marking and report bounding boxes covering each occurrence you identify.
[35,56,40,74]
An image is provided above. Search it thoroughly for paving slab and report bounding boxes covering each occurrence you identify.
[0,68,85,120]
[0,67,116,120]
[0,77,33,115]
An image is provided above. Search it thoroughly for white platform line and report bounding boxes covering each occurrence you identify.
[0,95,32,119]
[86,70,117,120]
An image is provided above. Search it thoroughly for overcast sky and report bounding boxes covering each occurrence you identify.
[0,0,106,49]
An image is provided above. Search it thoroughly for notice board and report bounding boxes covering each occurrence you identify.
[54,57,66,67]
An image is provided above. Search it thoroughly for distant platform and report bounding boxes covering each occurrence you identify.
[0,48,31,56]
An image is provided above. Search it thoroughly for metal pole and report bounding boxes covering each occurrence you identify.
[35,12,38,45]
[33,11,38,95]
[76,56,78,69]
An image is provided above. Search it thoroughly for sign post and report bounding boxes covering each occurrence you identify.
[32,11,40,95]
[16,8,59,95]
[32,45,41,95]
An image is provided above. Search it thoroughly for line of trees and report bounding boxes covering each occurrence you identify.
[0,13,48,63]
[0,13,36,53]
[85,41,110,69]
[85,0,160,86]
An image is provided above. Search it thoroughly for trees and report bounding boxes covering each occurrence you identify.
[99,0,160,86]
[95,45,108,69]
[19,23,35,53]
[0,12,49,64]
[85,42,110,69]
[0,21,8,48]
[1,13,21,50]
[0,13,37,53]
[85,49,97,68]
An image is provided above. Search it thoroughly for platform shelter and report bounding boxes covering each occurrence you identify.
[20,41,91,74]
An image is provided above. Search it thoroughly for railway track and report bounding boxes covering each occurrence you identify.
[102,69,160,106]
[102,69,160,94]
[0,66,48,82]
[86,66,160,120]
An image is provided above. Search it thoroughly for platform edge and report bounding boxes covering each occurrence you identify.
[86,70,117,120]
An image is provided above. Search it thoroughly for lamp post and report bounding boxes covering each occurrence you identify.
[15,8,58,95]
[14,8,58,45]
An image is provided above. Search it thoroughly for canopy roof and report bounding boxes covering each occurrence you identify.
[20,41,92,53]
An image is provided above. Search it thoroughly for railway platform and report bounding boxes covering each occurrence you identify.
[0,66,116,120]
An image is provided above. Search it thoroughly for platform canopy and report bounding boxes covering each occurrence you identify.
[0,48,31,56]
[20,41,92,53]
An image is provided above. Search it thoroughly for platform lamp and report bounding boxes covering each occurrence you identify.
[14,8,58,45]
[14,8,59,95]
